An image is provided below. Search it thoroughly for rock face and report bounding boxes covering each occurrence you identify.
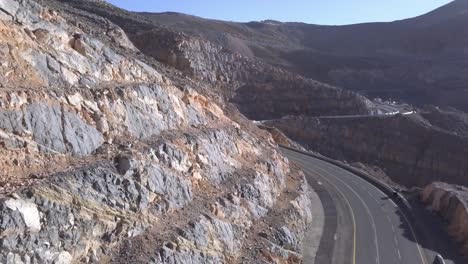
[267,114,468,187]
[421,182,468,255]
[143,1,468,112]
[77,0,468,191]
[0,102,104,155]
[421,106,468,137]
[0,0,316,263]
[130,28,375,120]
[61,0,376,119]
[0,0,159,88]
[0,125,313,263]
[68,0,468,191]
[72,0,468,189]
[231,79,372,120]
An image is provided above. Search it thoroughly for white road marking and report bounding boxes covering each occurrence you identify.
[307,162,381,264]
[283,149,428,264]
[287,155,357,264]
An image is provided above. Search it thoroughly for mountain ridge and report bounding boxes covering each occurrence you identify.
[141,0,468,111]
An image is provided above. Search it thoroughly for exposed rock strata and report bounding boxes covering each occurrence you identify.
[0,0,317,263]
[421,182,468,255]
[141,1,468,112]
[61,0,376,119]
[78,0,468,193]
[266,114,468,187]
[130,30,375,119]
[0,1,159,88]
[1,124,313,263]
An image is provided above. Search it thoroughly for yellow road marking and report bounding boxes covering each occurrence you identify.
[288,155,356,264]
[326,160,429,264]
[286,149,428,264]
[310,163,380,264]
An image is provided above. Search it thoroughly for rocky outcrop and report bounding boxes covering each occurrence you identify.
[0,0,317,263]
[266,114,468,187]
[256,124,304,149]
[1,124,314,263]
[0,0,159,88]
[421,106,468,137]
[142,1,468,112]
[421,182,468,255]
[61,0,376,119]
[0,101,103,155]
[129,31,375,119]
[232,79,373,120]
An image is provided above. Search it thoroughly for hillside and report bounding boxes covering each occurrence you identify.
[58,0,468,190]
[0,0,316,262]
[61,0,376,119]
[2,0,468,261]
[144,0,468,111]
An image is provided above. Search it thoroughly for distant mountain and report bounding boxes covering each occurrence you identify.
[142,0,468,111]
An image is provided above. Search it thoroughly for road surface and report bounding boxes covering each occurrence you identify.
[255,110,416,123]
[282,148,428,264]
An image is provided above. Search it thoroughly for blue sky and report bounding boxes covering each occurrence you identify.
[107,0,453,25]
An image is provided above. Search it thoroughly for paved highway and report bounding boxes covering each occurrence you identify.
[282,148,428,264]
[256,111,416,123]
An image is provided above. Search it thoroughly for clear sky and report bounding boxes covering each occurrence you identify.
[107,0,454,25]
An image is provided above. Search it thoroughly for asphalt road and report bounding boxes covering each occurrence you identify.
[282,148,429,264]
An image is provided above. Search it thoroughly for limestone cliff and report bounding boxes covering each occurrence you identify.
[0,0,315,263]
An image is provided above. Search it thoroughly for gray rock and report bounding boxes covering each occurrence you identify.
[0,0,315,263]
[0,103,103,155]
[0,110,25,135]
[93,112,109,134]
[52,252,72,264]
[6,253,25,264]
[46,55,61,73]
[154,247,224,264]
[152,216,237,264]
[24,103,67,153]
[156,143,192,172]
[4,198,41,232]
[125,103,165,139]
[179,215,238,253]
[144,165,192,212]
[0,0,19,20]
[274,226,299,251]
[62,109,103,155]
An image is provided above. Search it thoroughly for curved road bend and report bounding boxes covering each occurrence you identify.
[281,148,428,264]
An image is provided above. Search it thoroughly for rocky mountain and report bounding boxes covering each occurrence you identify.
[266,113,468,187]
[112,0,468,188]
[60,0,377,120]
[145,0,468,112]
[60,0,468,190]
[0,0,317,263]
[2,0,468,262]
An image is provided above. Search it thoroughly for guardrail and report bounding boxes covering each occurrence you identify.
[279,144,399,197]
[279,144,429,261]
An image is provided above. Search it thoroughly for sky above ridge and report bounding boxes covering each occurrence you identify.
[107,0,453,25]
